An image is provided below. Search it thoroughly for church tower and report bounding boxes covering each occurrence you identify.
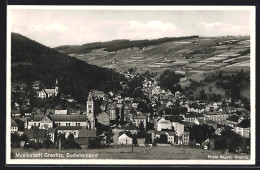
[55,79,59,96]
[86,92,95,129]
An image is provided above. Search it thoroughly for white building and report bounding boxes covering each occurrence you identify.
[157,118,172,131]
[118,134,132,145]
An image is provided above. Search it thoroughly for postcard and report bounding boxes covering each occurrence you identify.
[6,5,256,165]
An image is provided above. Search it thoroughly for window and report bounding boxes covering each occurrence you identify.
[74,132,76,136]
[57,123,61,126]
[89,110,92,113]
[66,123,71,126]
[76,123,80,126]
[34,123,36,126]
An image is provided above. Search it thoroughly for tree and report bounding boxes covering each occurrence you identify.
[43,135,54,149]
[139,121,145,132]
[115,107,120,127]
[67,133,74,140]
[132,134,138,146]
[11,132,20,148]
[120,108,125,126]
[104,128,114,147]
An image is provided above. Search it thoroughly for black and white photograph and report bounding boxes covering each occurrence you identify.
[6,6,256,165]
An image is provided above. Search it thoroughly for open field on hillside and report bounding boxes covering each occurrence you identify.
[11,146,250,160]
[57,36,251,99]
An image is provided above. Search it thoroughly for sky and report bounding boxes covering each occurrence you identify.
[10,8,251,47]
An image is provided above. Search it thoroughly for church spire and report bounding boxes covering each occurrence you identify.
[87,91,93,102]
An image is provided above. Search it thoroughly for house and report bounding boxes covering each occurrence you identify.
[28,115,54,129]
[24,128,47,143]
[234,119,250,138]
[166,101,173,108]
[28,114,87,129]
[97,112,110,126]
[91,90,105,99]
[205,112,230,123]
[182,131,190,145]
[74,129,97,148]
[166,132,175,144]
[171,122,184,136]
[133,114,147,128]
[226,115,243,128]
[38,79,58,99]
[11,119,18,133]
[54,110,67,115]
[124,125,138,134]
[157,118,172,131]
[11,109,21,118]
[100,101,110,111]
[118,133,132,145]
[107,102,117,120]
[164,116,184,136]
[137,138,146,146]
[56,126,83,139]
[17,117,29,130]
[183,113,205,123]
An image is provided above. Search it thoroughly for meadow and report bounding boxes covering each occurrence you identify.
[11,145,250,160]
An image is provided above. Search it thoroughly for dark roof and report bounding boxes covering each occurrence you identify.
[124,125,138,131]
[107,103,117,110]
[11,119,18,127]
[56,126,83,130]
[78,129,97,138]
[14,119,25,130]
[11,110,20,115]
[164,115,183,123]
[33,115,87,122]
[226,115,239,122]
[24,129,46,139]
[238,119,250,128]
[97,112,109,120]
[185,114,204,118]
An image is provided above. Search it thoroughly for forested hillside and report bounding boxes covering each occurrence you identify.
[11,33,125,103]
[55,36,199,54]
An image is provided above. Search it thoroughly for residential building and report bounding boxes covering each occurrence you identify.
[157,118,172,131]
[11,119,18,133]
[182,131,190,145]
[234,119,250,138]
[74,129,97,148]
[56,126,83,139]
[118,133,132,145]
[38,79,58,99]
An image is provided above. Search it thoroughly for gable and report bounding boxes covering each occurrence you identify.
[41,116,53,123]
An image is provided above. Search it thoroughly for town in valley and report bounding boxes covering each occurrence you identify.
[10,34,251,160]
[9,8,252,160]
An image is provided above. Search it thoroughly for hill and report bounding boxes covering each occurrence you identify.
[55,36,199,54]
[11,33,125,103]
[55,35,250,101]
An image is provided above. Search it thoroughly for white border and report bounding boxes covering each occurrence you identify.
[6,5,256,165]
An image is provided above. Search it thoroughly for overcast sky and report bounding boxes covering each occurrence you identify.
[11,9,251,47]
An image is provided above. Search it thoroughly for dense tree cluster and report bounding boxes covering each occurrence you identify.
[11,33,125,104]
[159,70,183,94]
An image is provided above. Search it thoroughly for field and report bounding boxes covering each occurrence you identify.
[57,36,251,99]
[11,146,250,160]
